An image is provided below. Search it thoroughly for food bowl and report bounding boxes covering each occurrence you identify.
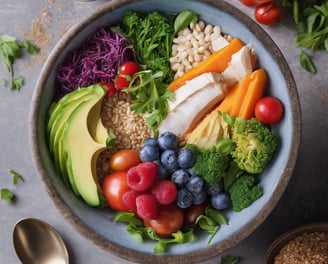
[264,223,328,264]
[29,0,301,263]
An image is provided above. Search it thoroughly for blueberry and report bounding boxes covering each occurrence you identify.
[153,160,169,180]
[187,167,199,177]
[177,148,196,169]
[143,137,158,147]
[139,144,159,162]
[171,169,189,187]
[211,192,231,210]
[192,189,207,205]
[158,132,178,150]
[206,181,224,196]
[176,188,193,209]
[160,149,179,171]
[186,176,204,194]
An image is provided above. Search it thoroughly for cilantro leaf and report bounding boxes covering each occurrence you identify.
[0,34,39,90]
[1,188,15,204]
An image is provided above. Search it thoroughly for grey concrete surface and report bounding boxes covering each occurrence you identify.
[0,1,327,263]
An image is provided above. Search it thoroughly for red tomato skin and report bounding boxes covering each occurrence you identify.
[240,0,273,6]
[109,149,141,171]
[102,171,130,212]
[144,204,184,237]
[254,2,281,25]
[255,96,284,124]
[119,61,140,76]
[98,82,118,97]
[184,202,208,226]
[114,76,130,90]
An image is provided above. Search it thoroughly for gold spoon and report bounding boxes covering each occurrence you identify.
[13,218,69,264]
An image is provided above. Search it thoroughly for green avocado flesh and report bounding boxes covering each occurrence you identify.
[47,84,108,206]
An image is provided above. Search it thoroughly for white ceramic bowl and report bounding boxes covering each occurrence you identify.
[30,0,301,263]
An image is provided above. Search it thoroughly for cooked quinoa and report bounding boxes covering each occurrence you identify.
[96,92,152,181]
[274,231,328,264]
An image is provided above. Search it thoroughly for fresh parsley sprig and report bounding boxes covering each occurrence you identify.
[0,169,24,204]
[0,34,39,90]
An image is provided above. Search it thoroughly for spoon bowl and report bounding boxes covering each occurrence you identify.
[13,218,69,264]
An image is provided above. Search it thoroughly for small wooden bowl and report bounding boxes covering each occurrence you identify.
[264,222,328,264]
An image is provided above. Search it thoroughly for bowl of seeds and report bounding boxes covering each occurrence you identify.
[264,222,328,264]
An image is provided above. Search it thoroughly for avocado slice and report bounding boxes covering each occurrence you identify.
[49,94,97,192]
[61,86,107,206]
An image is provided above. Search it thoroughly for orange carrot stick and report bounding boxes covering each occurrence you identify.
[167,38,245,91]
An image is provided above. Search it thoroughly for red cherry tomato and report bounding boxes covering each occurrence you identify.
[255,96,284,124]
[144,204,184,237]
[114,76,130,90]
[254,2,281,25]
[115,61,140,90]
[184,202,208,226]
[102,171,130,212]
[119,61,140,76]
[240,0,273,6]
[99,82,118,97]
[109,149,141,171]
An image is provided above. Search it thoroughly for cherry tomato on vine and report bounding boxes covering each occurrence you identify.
[255,96,284,124]
[254,2,281,25]
[102,171,130,212]
[109,149,141,171]
[144,204,184,237]
[240,0,273,6]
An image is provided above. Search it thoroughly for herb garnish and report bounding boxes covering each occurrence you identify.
[0,169,24,204]
[0,34,39,90]
[281,1,328,73]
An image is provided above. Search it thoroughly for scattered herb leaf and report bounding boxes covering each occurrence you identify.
[0,34,39,90]
[1,188,15,204]
[299,50,317,73]
[219,255,240,264]
[10,169,24,185]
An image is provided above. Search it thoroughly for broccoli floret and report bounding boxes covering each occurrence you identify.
[228,173,263,212]
[231,117,278,174]
[192,146,229,186]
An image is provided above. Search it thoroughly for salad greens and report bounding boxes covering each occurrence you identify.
[112,206,227,253]
[281,0,328,73]
[0,34,39,90]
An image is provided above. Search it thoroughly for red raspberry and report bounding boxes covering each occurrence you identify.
[126,162,157,191]
[122,190,142,212]
[151,180,178,205]
[136,194,159,220]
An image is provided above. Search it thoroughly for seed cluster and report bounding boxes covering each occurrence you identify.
[97,92,151,180]
[170,20,231,79]
[274,231,328,264]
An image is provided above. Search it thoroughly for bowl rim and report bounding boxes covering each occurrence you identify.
[264,222,328,264]
[29,0,302,263]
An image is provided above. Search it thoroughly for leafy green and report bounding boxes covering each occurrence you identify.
[118,10,174,83]
[174,10,198,35]
[299,50,317,73]
[124,70,173,136]
[112,211,194,253]
[281,1,328,73]
[219,255,240,264]
[0,34,39,90]
[196,207,228,245]
[1,188,15,204]
[10,169,24,185]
